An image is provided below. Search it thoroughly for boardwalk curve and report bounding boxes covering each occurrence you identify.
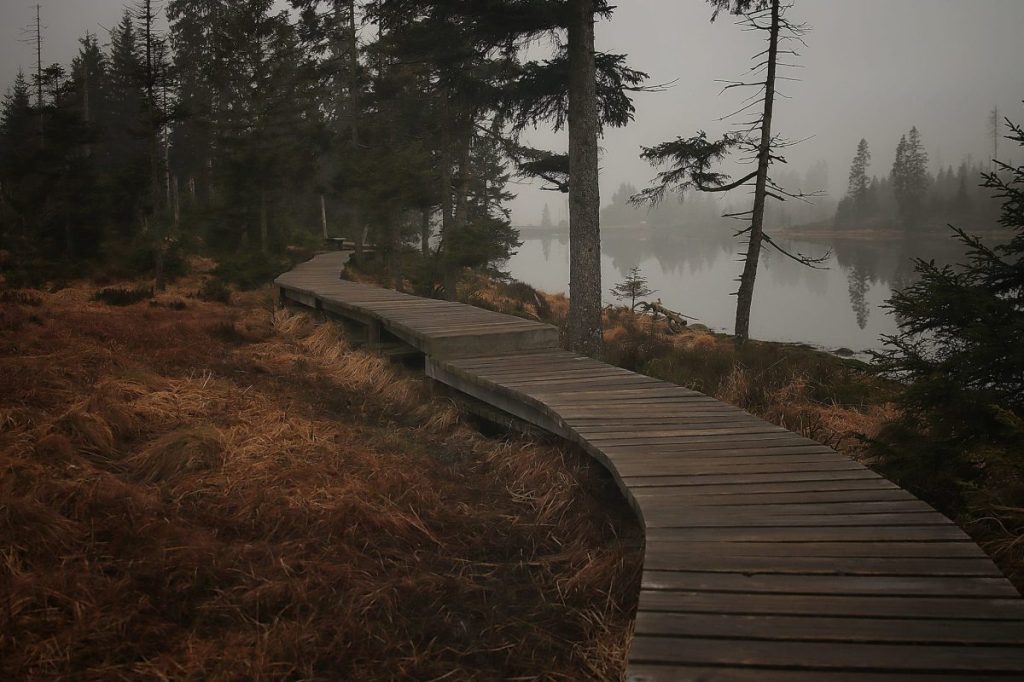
[276,252,1024,680]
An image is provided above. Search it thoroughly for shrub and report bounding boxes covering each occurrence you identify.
[0,289,43,306]
[214,252,291,289]
[198,277,232,304]
[93,286,153,306]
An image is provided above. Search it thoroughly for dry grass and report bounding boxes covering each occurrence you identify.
[598,305,897,458]
[0,276,641,680]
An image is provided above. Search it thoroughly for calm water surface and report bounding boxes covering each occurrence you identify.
[506,228,968,351]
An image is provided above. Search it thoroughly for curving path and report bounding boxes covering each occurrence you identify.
[277,252,1024,680]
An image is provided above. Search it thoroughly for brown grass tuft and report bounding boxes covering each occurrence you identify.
[126,426,226,484]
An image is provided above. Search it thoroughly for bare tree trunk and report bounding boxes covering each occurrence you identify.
[320,194,329,240]
[439,98,456,299]
[172,175,180,231]
[153,212,165,292]
[347,0,360,147]
[421,209,431,256]
[259,190,269,254]
[352,206,364,258]
[389,212,402,291]
[734,0,779,344]
[443,122,473,300]
[344,0,362,258]
[35,4,44,147]
[567,0,602,356]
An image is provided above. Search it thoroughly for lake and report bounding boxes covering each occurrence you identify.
[505,227,969,352]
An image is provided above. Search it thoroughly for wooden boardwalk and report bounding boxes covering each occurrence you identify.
[277,252,1024,680]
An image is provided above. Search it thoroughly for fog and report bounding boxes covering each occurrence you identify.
[3,0,1023,226]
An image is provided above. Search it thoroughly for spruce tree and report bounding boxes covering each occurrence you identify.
[610,266,655,311]
[892,126,930,230]
[0,72,36,253]
[874,115,1024,435]
[846,138,871,220]
[105,10,150,234]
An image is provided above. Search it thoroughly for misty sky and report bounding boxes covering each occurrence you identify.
[3,0,1023,225]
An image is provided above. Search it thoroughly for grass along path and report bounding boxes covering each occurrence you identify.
[0,272,641,680]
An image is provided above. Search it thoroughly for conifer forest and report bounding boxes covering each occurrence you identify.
[2,1,1023,679]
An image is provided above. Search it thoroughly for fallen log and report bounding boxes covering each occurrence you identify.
[637,299,697,333]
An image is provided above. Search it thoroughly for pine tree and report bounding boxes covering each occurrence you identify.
[846,138,871,220]
[0,72,35,251]
[892,126,930,230]
[212,0,314,253]
[167,0,225,207]
[610,266,656,311]
[874,115,1024,437]
[105,10,150,233]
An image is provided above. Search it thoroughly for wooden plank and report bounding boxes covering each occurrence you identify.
[628,636,1024,673]
[626,664,980,681]
[622,469,885,487]
[605,459,856,475]
[633,488,920,506]
[639,553,1002,577]
[642,525,969,542]
[636,589,1024,620]
[642,512,950,530]
[626,477,897,495]
[634,611,1024,644]
[641,540,987,559]
[641,571,1019,597]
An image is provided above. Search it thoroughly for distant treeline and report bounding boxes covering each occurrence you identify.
[0,1,527,288]
[835,129,1002,232]
[599,183,730,231]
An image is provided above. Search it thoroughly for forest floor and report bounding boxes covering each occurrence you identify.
[0,262,642,680]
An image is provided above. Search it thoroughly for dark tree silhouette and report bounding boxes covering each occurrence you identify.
[635,0,825,343]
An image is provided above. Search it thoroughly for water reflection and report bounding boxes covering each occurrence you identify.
[507,226,970,350]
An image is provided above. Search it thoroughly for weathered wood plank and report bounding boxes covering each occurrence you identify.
[636,589,1024,620]
[634,611,1024,644]
[628,636,1024,673]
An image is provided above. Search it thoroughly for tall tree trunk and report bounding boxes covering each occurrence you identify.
[320,194,329,240]
[444,122,473,301]
[734,0,779,344]
[421,209,431,256]
[259,190,269,254]
[172,175,180,232]
[344,0,362,258]
[567,0,602,356]
[35,4,44,147]
[352,206,364,258]
[389,212,402,291]
[439,98,456,299]
[152,212,166,292]
[346,0,360,147]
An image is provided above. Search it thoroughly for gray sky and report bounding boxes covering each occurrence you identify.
[3,0,1023,224]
